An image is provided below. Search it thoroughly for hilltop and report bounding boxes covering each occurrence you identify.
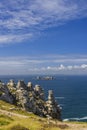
[0,100,87,130]
[0,80,87,130]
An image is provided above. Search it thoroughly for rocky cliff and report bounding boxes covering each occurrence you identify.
[0,80,61,120]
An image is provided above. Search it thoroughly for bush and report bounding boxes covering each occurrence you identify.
[10,124,29,130]
[0,91,3,96]
[0,120,10,126]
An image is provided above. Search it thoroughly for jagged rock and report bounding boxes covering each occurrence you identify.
[0,80,61,120]
[0,81,14,104]
[7,80,16,101]
[16,89,28,109]
[7,79,16,88]
[34,85,44,100]
[46,90,61,120]
[16,80,27,90]
[27,82,33,91]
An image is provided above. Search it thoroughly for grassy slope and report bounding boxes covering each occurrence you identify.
[0,100,87,130]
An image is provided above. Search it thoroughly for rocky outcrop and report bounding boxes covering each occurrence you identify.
[0,80,15,104]
[46,90,61,120]
[0,80,61,120]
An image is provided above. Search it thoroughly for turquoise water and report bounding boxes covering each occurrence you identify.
[0,75,87,121]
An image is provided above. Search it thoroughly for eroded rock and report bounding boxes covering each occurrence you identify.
[46,90,61,120]
[0,80,61,120]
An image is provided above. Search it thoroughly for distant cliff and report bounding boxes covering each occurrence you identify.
[0,80,61,120]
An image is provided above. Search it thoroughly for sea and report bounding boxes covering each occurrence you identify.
[0,75,87,122]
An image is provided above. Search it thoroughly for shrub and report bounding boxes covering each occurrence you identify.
[0,120,10,126]
[10,124,29,130]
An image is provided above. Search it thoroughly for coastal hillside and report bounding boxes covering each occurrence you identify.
[0,80,61,120]
[0,100,87,130]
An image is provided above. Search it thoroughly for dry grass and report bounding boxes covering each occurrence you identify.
[0,100,87,130]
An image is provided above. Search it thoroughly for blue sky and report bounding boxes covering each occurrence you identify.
[0,0,87,75]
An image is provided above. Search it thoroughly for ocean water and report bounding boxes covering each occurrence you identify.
[0,75,87,122]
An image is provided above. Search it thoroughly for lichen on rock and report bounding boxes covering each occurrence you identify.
[0,79,61,120]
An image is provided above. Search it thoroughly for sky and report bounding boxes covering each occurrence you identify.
[0,0,87,75]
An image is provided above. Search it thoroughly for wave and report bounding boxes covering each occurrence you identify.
[63,116,87,121]
[55,97,65,99]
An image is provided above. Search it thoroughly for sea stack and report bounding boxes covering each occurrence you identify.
[46,90,61,120]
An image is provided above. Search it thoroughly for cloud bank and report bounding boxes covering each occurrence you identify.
[0,0,87,43]
[0,55,87,75]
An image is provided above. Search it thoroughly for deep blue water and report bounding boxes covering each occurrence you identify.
[0,75,87,121]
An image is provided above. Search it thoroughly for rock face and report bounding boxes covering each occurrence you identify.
[0,81,15,104]
[46,90,61,120]
[0,80,61,120]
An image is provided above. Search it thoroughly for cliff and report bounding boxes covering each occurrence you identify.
[0,80,61,120]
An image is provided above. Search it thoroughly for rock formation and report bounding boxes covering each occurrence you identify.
[46,90,61,120]
[0,80,61,120]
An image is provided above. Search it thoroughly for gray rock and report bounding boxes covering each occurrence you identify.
[46,90,61,120]
[0,81,14,104]
[34,85,44,100]
[0,80,61,120]
[7,79,16,88]
[27,82,33,91]
[16,80,27,90]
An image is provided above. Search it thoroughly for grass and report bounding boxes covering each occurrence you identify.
[0,115,42,130]
[10,124,29,130]
[0,100,87,130]
[0,114,12,129]
[0,120,10,126]
[0,100,15,110]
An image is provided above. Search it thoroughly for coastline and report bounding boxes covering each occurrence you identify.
[0,100,87,130]
[0,75,87,121]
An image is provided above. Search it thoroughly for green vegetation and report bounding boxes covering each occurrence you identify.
[10,124,29,130]
[0,100,87,130]
[0,91,3,97]
[0,120,10,126]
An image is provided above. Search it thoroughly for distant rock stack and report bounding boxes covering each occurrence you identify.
[46,90,61,120]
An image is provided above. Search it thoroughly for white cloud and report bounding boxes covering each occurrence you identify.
[0,55,87,75]
[67,65,73,70]
[47,64,87,71]
[81,64,87,69]
[0,0,87,43]
[58,64,65,70]
[0,34,33,44]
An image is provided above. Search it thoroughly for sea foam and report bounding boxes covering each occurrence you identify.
[63,116,87,121]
